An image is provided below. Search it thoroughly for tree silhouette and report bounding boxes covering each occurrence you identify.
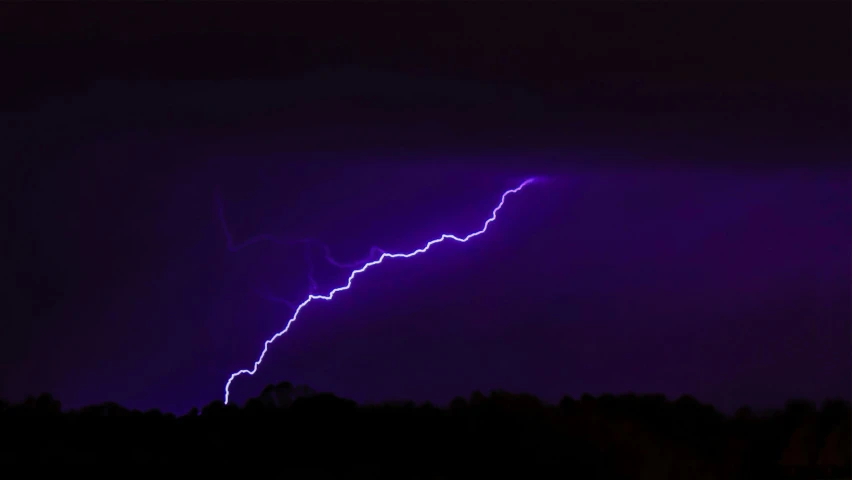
[0,386,847,476]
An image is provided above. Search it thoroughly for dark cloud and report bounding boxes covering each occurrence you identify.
[1,3,848,414]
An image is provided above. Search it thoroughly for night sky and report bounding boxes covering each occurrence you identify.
[1,4,849,415]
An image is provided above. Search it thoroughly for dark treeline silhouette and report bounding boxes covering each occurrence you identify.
[0,383,848,477]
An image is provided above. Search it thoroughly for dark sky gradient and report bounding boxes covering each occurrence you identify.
[1,3,849,415]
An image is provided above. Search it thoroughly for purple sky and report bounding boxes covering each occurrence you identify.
[3,147,848,414]
[1,4,849,415]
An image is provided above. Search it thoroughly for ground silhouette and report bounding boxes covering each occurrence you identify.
[0,383,849,477]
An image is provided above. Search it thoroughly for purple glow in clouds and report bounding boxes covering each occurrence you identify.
[223,178,538,404]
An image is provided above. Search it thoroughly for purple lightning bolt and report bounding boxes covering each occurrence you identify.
[224,178,537,404]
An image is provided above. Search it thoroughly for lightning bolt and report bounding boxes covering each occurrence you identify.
[223,178,537,404]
